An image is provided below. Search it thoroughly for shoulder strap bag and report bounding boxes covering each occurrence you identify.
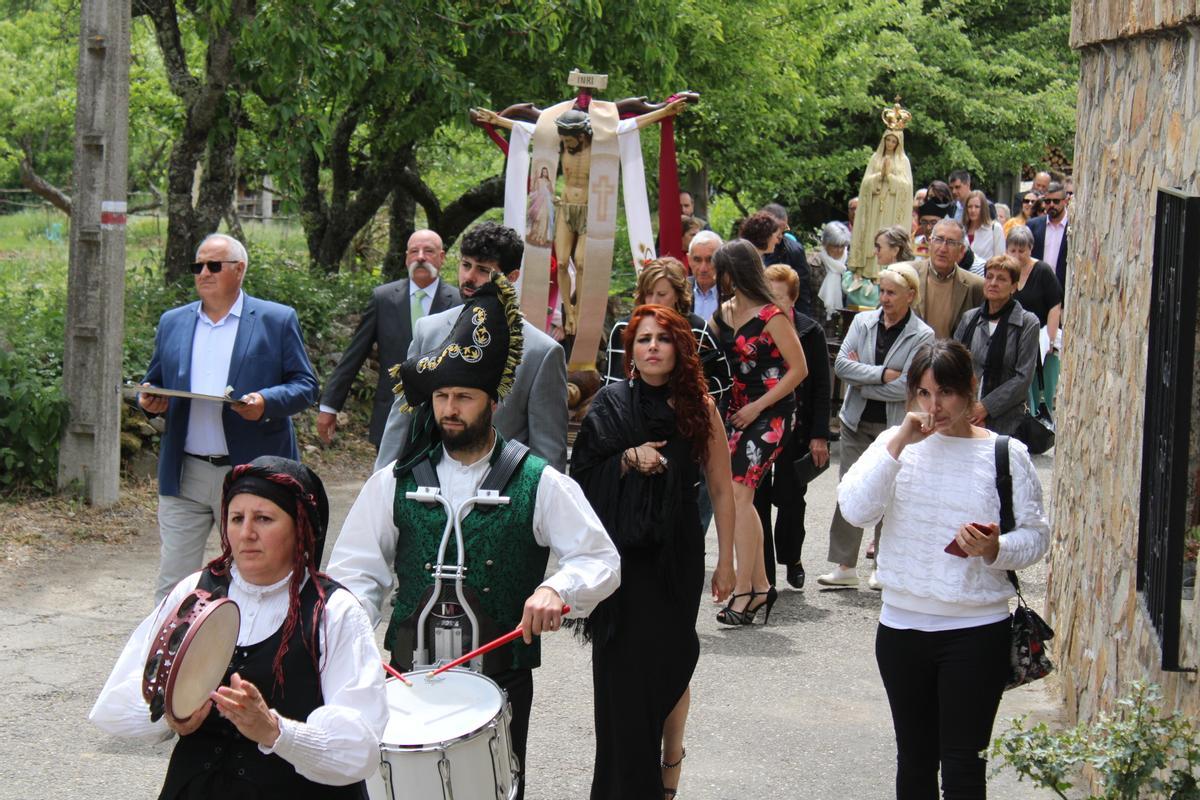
[995,435,1055,690]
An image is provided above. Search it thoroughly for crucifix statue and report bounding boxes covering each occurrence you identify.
[472,94,688,337]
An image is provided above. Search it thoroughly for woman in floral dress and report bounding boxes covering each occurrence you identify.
[710,239,808,626]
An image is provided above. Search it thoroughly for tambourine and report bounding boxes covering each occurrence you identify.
[141,588,240,723]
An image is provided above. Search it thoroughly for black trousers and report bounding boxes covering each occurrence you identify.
[875,619,1011,800]
[492,667,533,800]
[754,466,809,587]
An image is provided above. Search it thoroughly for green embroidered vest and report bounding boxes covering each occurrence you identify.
[386,440,550,672]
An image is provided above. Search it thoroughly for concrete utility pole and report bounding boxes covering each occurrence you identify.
[58,0,131,506]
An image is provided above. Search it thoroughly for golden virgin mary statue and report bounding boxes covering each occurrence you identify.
[848,101,913,279]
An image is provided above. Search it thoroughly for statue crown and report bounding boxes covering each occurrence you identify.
[882,100,911,131]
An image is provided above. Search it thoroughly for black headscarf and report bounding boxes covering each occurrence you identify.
[222,456,330,563]
[216,456,332,690]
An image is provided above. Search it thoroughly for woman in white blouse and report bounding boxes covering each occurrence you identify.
[964,190,1005,261]
[90,456,387,798]
[837,340,1049,800]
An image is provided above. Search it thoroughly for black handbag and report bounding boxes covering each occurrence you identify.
[995,435,1055,690]
[1013,359,1055,455]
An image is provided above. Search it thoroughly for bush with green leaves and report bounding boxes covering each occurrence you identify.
[1,233,380,494]
[992,681,1200,799]
[0,347,68,492]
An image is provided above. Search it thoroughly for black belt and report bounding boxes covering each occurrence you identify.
[187,453,231,466]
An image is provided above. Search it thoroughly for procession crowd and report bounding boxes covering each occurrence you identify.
[86,160,1065,799]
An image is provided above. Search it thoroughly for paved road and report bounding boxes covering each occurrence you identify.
[0,451,1060,799]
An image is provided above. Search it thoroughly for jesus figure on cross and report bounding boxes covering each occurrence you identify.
[473,98,687,335]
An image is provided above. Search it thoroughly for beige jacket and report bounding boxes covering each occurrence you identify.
[913,259,985,338]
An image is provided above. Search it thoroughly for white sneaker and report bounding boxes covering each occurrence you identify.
[817,565,859,587]
[868,570,882,590]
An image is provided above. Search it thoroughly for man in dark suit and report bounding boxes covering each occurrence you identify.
[1027,181,1070,289]
[138,233,319,601]
[317,229,461,448]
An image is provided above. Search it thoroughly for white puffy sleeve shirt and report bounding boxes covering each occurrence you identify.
[327,453,621,628]
[89,567,388,786]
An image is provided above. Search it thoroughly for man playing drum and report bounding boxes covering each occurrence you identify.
[328,271,620,800]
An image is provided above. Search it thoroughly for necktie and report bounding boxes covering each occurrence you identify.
[411,289,427,328]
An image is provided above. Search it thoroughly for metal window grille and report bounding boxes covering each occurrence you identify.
[1138,187,1200,672]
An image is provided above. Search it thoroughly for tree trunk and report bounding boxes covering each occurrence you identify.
[436,175,505,250]
[137,0,255,284]
[302,138,413,275]
[162,127,205,283]
[394,168,506,252]
[383,187,416,281]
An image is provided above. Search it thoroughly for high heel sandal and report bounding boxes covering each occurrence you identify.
[745,586,779,625]
[716,592,756,626]
[662,747,685,799]
[716,587,778,626]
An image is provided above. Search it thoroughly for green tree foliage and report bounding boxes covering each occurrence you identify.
[237,0,690,272]
[0,0,1077,262]
[0,1,179,212]
[671,0,1077,227]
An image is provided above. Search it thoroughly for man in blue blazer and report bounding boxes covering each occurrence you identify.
[1027,182,1070,289]
[139,233,319,601]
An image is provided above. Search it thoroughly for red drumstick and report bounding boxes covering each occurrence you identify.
[381,660,413,687]
[427,605,571,679]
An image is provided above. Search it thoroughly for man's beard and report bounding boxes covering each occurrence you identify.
[1047,206,1063,221]
[438,405,493,452]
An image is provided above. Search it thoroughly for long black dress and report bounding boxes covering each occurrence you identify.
[570,378,705,799]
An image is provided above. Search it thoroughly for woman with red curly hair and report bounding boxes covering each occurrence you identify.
[571,304,736,800]
[91,456,387,799]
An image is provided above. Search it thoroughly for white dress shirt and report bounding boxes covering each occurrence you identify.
[184,291,243,456]
[89,565,388,786]
[1043,213,1068,271]
[328,440,621,629]
[692,281,719,322]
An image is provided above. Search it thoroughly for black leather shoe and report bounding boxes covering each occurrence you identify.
[786,562,806,589]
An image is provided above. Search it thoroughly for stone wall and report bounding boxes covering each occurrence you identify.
[1051,2,1200,724]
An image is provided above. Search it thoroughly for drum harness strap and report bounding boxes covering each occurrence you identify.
[408,438,531,669]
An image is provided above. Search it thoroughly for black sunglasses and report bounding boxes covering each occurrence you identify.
[189,260,238,275]
[1021,199,1035,205]
[1042,197,1064,205]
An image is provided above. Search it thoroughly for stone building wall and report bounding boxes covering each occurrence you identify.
[1051,1,1200,724]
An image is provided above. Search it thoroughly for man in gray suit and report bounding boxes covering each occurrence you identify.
[375,222,569,471]
[318,229,461,448]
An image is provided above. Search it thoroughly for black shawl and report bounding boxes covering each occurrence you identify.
[569,379,686,643]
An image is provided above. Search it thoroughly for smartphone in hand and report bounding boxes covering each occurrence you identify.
[945,523,997,558]
[944,538,969,558]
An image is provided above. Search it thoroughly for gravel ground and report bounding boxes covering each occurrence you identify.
[0,450,1062,799]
